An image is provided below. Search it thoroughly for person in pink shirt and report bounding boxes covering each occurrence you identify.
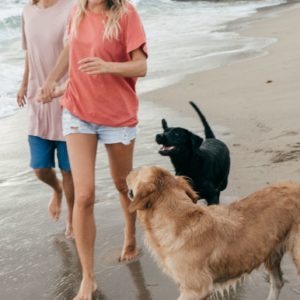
[39,0,147,299]
[17,0,75,239]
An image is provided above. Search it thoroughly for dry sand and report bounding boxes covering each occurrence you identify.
[0,3,300,300]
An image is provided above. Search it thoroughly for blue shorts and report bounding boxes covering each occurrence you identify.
[28,135,71,172]
[62,108,137,145]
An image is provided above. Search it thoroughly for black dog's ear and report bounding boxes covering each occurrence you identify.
[162,119,168,130]
[190,132,203,149]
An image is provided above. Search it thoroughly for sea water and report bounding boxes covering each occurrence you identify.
[0,0,286,118]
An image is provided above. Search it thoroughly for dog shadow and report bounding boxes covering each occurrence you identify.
[126,260,153,300]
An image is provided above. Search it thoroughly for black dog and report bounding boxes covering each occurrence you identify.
[155,101,230,205]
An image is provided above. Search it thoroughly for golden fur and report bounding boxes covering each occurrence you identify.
[127,166,300,300]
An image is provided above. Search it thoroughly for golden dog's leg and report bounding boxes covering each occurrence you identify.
[290,224,300,275]
[177,290,211,300]
[264,251,284,300]
[178,284,212,300]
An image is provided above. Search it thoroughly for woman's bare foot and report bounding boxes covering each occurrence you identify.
[65,223,74,240]
[48,181,63,221]
[73,277,97,300]
[119,234,139,262]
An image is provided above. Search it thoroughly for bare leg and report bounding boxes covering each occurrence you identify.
[61,170,75,239]
[66,134,98,300]
[34,168,63,221]
[265,251,284,300]
[105,140,138,261]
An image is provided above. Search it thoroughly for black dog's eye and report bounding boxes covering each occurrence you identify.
[128,189,134,199]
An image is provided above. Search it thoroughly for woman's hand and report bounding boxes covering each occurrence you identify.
[37,80,68,104]
[78,49,147,78]
[52,81,68,98]
[17,85,27,107]
[78,57,110,75]
[37,80,57,103]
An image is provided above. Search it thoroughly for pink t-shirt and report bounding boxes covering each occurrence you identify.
[61,3,147,127]
[22,0,73,141]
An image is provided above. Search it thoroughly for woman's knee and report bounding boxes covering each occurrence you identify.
[113,178,128,195]
[34,168,52,181]
[76,190,95,210]
[61,170,73,182]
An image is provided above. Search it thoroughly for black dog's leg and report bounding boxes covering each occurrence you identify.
[206,192,220,206]
[200,182,220,205]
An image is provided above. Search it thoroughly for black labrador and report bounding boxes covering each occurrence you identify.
[155,101,230,205]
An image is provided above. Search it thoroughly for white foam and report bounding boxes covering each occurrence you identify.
[0,97,18,118]
[0,0,288,119]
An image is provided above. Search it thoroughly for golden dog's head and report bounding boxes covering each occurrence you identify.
[127,166,198,213]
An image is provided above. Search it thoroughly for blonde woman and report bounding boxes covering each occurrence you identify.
[39,0,147,298]
[17,0,75,238]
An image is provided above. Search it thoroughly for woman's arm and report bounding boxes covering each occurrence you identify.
[17,52,29,107]
[78,48,147,78]
[38,42,70,103]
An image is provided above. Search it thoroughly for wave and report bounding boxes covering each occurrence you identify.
[132,0,142,5]
[0,97,18,118]
[0,0,289,119]
[0,15,21,39]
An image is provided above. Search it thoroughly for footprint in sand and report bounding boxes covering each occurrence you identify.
[288,142,300,148]
[271,145,300,163]
[254,148,263,153]
[270,130,299,140]
[256,122,272,133]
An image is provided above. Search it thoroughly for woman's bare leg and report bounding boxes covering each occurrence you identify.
[105,140,137,261]
[34,168,63,221]
[66,134,98,300]
[61,170,75,239]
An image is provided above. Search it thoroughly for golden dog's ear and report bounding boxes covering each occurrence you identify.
[128,183,156,213]
[176,176,199,203]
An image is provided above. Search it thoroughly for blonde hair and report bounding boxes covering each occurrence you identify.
[72,0,129,40]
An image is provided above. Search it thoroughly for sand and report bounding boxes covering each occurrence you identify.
[1,2,300,300]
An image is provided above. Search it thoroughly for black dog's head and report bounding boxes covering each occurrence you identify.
[155,119,203,156]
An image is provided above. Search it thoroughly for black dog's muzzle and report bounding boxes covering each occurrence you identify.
[155,134,165,144]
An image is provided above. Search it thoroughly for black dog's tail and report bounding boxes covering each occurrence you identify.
[189,101,215,139]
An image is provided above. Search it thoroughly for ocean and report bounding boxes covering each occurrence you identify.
[0,0,286,119]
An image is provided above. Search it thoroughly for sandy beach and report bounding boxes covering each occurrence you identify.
[1,2,300,300]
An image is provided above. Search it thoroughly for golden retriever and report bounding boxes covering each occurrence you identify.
[126,166,300,300]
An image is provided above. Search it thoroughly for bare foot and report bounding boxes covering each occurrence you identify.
[73,277,97,300]
[48,181,63,221]
[119,235,139,262]
[65,223,74,240]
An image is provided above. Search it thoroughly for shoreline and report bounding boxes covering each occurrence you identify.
[137,0,298,95]
[141,1,300,196]
[0,0,293,120]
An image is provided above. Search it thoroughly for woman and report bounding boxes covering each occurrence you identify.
[39,0,147,299]
[17,0,75,239]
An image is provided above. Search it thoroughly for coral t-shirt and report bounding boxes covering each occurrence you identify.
[61,3,147,127]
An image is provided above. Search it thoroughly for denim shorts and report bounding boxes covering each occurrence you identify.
[62,108,137,145]
[28,135,71,171]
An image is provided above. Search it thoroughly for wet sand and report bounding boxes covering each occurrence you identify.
[1,2,300,300]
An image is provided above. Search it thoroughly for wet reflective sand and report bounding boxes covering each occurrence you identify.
[0,101,299,300]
